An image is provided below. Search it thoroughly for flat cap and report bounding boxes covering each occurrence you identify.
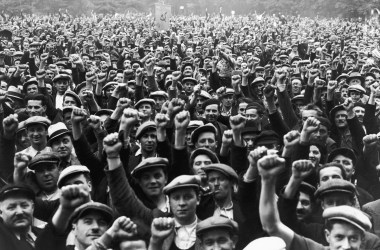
[163,175,200,195]
[63,90,82,107]
[95,109,113,117]
[0,184,35,201]
[131,157,169,178]
[251,77,265,85]
[28,152,60,170]
[135,121,156,139]
[190,148,219,167]
[347,72,364,85]
[314,179,356,199]
[243,237,286,250]
[253,130,280,146]
[182,77,198,85]
[188,120,204,130]
[196,216,239,236]
[25,116,51,128]
[291,95,304,103]
[221,88,234,97]
[57,165,90,188]
[102,81,117,91]
[190,123,217,145]
[48,122,70,145]
[203,163,238,181]
[70,202,114,224]
[323,205,371,232]
[327,148,357,166]
[199,90,212,100]
[150,90,168,99]
[53,74,71,82]
[347,85,365,94]
[134,98,156,109]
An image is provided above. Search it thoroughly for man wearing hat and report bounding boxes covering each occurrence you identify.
[23,78,38,95]
[19,115,52,158]
[220,88,235,117]
[258,154,376,250]
[134,98,156,123]
[0,184,41,250]
[24,94,48,118]
[53,74,71,110]
[191,123,219,153]
[201,99,228,147]
[347,72,365,87]
[150,90,168,112]
[192,90,212,120]
[48,122,79,168]
[279,159,380,248]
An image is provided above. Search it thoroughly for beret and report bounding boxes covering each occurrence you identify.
[131,157,169,178]
[28,152,60,170]
[323,205,371,232]
[243,237,286,250]
[25,116,51,128]
[253,130,280,146]
[135,121,156,139]
[70,202,114,224]
[190,123,217,145]
[163,175,200,195]
[327,147,357,166]
[203,163,238,181]
[314,179,356,199]
[57,165,90,188]
[196,216,239,237]
[0,184,35,201]
[134,98,156,109]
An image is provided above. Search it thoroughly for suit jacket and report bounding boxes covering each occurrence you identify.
[0,220,41,250]
[363,199,380,237]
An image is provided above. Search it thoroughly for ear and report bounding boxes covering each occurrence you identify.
[324,229,331,243]
[321,200,325,210]
[42,105,47,112]
[87,181,92,192]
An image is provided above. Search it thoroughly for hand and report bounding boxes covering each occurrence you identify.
[172,71,182,82]
[108,70,117,80]
[222,129,233,146]
[301,117,320,135]
[40,53,49,62]
[145,58,155,76]
[248,146,268,165]
[327,80,337,92]
[83,90,94,101]
[155,113,170,129]
[242,68,250,77]
[174,110,190,131]
[116,98,131,110]
[168,98,185,117]
[343,97,354,112]
[85,71,96,82]
[121,108,140,128]
[370,82,379,94]
[107,216,137,242]
[151,217,174,242]
[229,114,246,132]
[14,153,31,172]
[363,134,379,148]
[308,69,319,82]
[275,69,286,81]
[97,72,107,84]
[257,154,285,180]
[3,114,19,136]
[315,79,325,89]
[263,84,275,99]
[36,69,46,80]
[283,130,300,149]
[87,115,101,131]
[71,108,87,124]
[291,160,314,180]
[103,132,122,158]
[60,184,91,211]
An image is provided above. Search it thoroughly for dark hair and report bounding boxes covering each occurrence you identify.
[24,94,47,107]
[310,143,327,164]
[317,162,347,181]
[325,219,365,239]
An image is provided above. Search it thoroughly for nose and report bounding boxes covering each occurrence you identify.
[91,221,100,231]
[340,237,350,249]
[15,205,23,214]
[297,201,303,210]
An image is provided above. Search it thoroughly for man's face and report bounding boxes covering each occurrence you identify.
[196,97,206,110]
[26,124,47,146]
[245,108,260,123]
[51,135,73,160]
[169,188,199,222]
[349,91,361,103]
[55,79,69,95]
[321,192,353,210]
[204,104,219,123]
[196,132,217,152]
[35,164,60,193]
[192,155,211,181]
[325,223,362,250]
[353,106,365,124]
[46,84,53,95]
[62,173,92,192]
[365,76,375,89]
[332,155,354,181]
[63,96,78,107]
[319,166,343,184]
[26,84,38,95]
[292,79,302,95]
[73,211,109,249]
[16,130,31,150]
[138,167,167,198]
[309,124,328,145]
[0,81,7,91]
[221,95,233,108]
[296,192,313,221]
[26,100,46,117]
[238,102,247,116]
[207,171,232,201]
[0,196,34,232]
[184,82,195,94]
[138,104,153,117]
[63,112,73,131]
[200,229,237,250]
[348,78,361,86]
[334,110,348,128]
[139,131,157,153]
[242,134,256,152]
[301,110,319,123]
[46,70,55,79]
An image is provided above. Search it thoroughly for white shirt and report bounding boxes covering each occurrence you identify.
[174,217,197,250]
[213,201,234,220]
[55,93,64,110]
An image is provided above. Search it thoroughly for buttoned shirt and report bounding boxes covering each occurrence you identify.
[174,217,198,250]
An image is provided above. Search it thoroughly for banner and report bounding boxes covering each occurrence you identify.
[155,3,172,31]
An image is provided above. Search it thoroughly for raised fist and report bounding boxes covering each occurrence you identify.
[343,98,354,112]
[87,115,101,131]
[292,160,314,180]
[327,80,337,91]
[3,114,18,136]
[116,98,131,110]
[103,132,122,158]
[172,71,182,82]
[71,108,88,124]
[302,117,320,135]
[283,130,300,149]
[36,69,46,80]
[60,184,91,211]
[363,134,379,148]
[151,217,174,241]
[121,108,140,128]
[248,146,268,165]
[107,216,137,242]
[174,110,190,131]
[231,75,241,87]
[85,71,96,82]
[263,84,275,99]
[155,113,170,129]
[14,153,31,172]
[229,114,246,132]
[257,154,285,180]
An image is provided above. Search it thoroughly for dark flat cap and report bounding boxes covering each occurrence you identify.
[203,163,238,181]
[163,175,200,195]
[135,121,156,139]
[28,152,60,170]
[190,123,217,145]
[0,184,35,201]
[327,148,357,166]
[131,157,169,178]
[70,202,114,224]
[314,179,356,198]
[196,216,238,236]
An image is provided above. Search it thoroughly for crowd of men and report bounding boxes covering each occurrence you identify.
[1,9,380,250]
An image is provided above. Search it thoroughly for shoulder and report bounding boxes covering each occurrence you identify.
[290,233,327,250]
